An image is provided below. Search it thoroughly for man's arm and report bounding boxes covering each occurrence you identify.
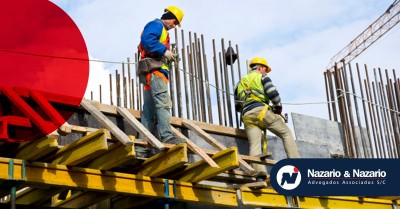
[140,20,166,56]
[261,75,281,106]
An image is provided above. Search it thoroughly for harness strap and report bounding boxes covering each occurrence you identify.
[242,104,270,153]
[144,70,169,90]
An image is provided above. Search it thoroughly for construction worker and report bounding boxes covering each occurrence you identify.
[136,6,184,157]
[234,57,300,181]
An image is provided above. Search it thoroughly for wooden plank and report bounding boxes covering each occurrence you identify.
[15,136,58,161]
[87,102,247,138]
[137,143,188,177]
[176,147,240,183]
[182,119,256,175]
[171,126,219,168]
[116,106,165,150]
[80,99,133,145]
[202,148,276,166]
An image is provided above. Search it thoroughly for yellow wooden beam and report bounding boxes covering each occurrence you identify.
[14,136,58,161]
[51,129,108,166]
[0,157,238,207]
[137,143,188,177]
[296,196,397,209]
[175,147,239,183]
[173,181,237,206]
[86,137,135,171]
[240,187,397,209]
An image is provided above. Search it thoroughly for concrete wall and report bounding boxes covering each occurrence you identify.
[292,112,371,158]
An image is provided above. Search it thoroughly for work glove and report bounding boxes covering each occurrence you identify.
[272,105,282,115]
[163,50,175,61]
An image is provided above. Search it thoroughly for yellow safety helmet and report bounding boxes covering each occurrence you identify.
[249,57,271,73]
[165,6,184,27]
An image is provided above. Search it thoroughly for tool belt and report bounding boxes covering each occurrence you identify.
[137,58,163,76]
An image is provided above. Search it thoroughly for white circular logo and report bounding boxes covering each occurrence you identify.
[276,165,301,190]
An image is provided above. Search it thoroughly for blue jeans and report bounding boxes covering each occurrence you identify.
[139,73,175,144]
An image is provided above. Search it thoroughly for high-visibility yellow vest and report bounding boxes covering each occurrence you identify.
[236,71,270,108]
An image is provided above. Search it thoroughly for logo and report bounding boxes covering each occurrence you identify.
[276,165,301,190]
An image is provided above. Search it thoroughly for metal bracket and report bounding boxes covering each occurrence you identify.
[286,196,300,208]
[393,200,399,209]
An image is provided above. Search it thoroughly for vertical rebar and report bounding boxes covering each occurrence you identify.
[122,62,127,108]
[364,65,382,158]
[116,70,121,107]
[342,62,359,157]
[221,38,233,127]
[356,63,373,157]
[201,34,213,123]
[169,58,176,117]
[334,64,351,157]
[213,39,223,125]
[188,45,197,120]
[389,70,400,156]
[181,30,190,119]
[219,52,227,126]
[127,57,132,109]
[378,68,394,158]
[99,85,102,104]
[134,53,142,111]
[386,80,399,157]
[174,28,183,118]
[324,71,332,121]
[327,70,338,121]
[229,41,239,128]
[236,44,242,80]
[109,74,113,106]
[131,76,136,110]
[189,32,199,120]
[194,34,206,122]
[348,63,368,157]
[372,81,386,157]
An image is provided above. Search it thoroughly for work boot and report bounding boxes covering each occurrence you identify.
[146,147,160,158]
[164,137,185,145]
[135,147,148,158]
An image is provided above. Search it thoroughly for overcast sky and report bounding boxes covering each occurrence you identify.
[50,0,400,131]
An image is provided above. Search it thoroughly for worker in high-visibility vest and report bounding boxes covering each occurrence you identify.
[234,57,300,181]
[136,6,184,157]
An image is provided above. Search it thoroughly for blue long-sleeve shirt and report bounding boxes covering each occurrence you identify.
[140,19,168,58]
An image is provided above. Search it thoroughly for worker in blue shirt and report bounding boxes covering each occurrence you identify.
[137,6,184,157]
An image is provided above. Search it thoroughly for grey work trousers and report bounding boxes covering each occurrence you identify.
[243,106,300,175]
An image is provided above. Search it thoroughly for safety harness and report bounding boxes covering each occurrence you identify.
[239,74,270,153]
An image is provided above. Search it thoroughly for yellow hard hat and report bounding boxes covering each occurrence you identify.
[250,57,271,73]
[165,6,184,27]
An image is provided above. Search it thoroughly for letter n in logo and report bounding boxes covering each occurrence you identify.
[277,165,301,190]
